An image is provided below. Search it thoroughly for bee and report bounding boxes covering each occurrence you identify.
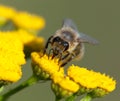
[44,19,99,66]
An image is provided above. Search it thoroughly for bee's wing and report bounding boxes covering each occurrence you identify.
[79,32,99,45]
[62,19,99,45]
[62,18,78,31]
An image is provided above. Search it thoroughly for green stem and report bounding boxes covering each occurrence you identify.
[80,94,92,101]
[0,74,39,101]
[0,86,4,94]
[55,96,61,101]
[65,94,77,101]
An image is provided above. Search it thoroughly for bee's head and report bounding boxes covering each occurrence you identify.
[51,36,69,55]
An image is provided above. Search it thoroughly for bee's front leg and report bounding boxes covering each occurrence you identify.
[43,36,53,54]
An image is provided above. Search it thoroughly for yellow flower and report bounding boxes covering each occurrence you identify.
[31,52,60,79]
[11,29,45,49]
[51,70,79,98]
[31,52,79,98]
[31,52,116,98]
[67,65,116,95]
[0,5,45,30]
[0,29,45,57]
[0,33,26,84]
[0,5,16,19]
[12,11,45,31]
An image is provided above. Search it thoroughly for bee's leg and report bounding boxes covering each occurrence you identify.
[61,52,70,60]
[48,48,54,59]
[52,51,58,59]
[60,55,72,67]
[58,52,64,62]
[60,53,74,67]
[48,48,59,59]
[43,36,53,54]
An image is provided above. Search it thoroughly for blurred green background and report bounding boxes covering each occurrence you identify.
[0,0,119,101]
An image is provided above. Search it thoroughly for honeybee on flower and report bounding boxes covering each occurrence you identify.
[44,19,99,66]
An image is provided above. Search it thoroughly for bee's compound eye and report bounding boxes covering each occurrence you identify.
[53,36,61,42]
[63,41,68,47]
[63,41,69,51]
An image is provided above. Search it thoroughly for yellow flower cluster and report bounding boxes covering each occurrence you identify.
[31,52,79,97]
[0,5,45,85]
[0,33,26,83]
[0,5,45,31]
[31,52,116,98]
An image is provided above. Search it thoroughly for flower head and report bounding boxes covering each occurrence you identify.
[51,70,79,98]
[0,32,26,84]
[12,11,45,31]
[31,52,60,79]
[67,65,116,97]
